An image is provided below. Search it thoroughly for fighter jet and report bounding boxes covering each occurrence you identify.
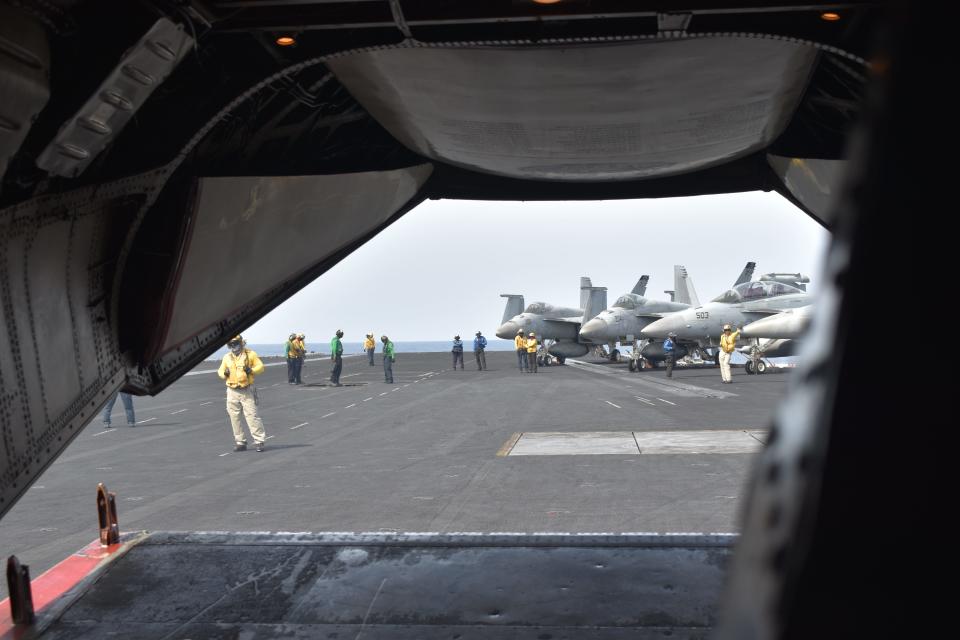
[495,277,608,363]
[741,304,813,339]
[578,271,692,360]
[579,262,756,344]
[579,262,757,363]
[641,278,811,360]
[733,304,812,373]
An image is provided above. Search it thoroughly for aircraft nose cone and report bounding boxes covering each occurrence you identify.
[641,315,680,339]
[579,317,607,342]
[496,321,520,339]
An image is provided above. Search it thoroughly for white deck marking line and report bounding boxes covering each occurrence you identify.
[321,412,336,418]
[656,398,676,405]
[92,429,115,437]
[379,392,389,396]
[218,452,231,457]
[200,401,213,406]
[356,577,388,640]
[343,373,361,378]
[391,387,401,392]
[604,401,622,409]
[363,397,373,402]
[403,384,410,387]
[635,397,655,405]
[290,422,309,430]
[345,403,356,408]
[170,409,188,414]
[265,435,275,440]
[136,417,156,424]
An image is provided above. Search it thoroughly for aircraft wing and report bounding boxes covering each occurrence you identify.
[544,317,582,324]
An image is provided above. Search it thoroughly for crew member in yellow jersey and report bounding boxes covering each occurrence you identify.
[515,329,527,372]
[364,333,376,366]
[718,324,741,384]
[525,332,539,374]
[218,335,268,451]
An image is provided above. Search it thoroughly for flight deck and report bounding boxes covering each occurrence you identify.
[0,351,789,578]
[1,350,790,637]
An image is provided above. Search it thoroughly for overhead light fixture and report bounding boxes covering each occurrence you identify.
[820,12,841,22]
[532,0,564,5]
[275,35,297,46]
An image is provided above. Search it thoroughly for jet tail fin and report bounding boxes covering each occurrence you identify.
[733,261,756,287]
[579,277,592,310]
[664,290,676,302]
[582,287,608,325]
[673,265,701,307]
[631,275,649,296]
[500,294,525,324]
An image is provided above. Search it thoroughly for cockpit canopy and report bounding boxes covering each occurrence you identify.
[524,302,549,314]
[711,280,805,304]
[613,295,641,310]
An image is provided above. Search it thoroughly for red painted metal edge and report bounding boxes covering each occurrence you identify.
[0,540,126,639]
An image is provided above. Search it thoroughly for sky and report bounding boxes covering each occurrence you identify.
[243,191,830,343]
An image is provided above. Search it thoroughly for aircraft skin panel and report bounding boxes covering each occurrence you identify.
[1,190,136,519]
[158,165,433,354]
[328,38,817,182]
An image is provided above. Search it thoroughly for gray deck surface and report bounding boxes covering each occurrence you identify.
[0,351,789,579]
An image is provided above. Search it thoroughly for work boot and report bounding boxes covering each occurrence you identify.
[234,442,247,452]
[256,441,265,452]
[103,422,113,429]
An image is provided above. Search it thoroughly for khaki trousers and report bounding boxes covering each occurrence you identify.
[227,385,265,444]
[719,351,733,382]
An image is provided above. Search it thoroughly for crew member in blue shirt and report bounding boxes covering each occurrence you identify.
[473,331,488,370]
[664,331,677,378]
[452,335,465,370]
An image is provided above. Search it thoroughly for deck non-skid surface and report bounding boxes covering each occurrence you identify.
[0,352,789,578]
[36,532,734,639]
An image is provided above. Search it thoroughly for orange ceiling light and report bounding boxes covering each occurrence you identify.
[820,12,841,21]
[275,36,297,46]
[532,0,564,5]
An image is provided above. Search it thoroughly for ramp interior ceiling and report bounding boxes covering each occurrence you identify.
[328,39,817,181]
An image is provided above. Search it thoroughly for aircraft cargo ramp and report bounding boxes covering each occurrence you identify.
[6,531,732,639]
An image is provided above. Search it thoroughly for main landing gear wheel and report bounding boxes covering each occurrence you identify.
[756,360,767,374]
[628,360,636,372]
[557,356,566,365]
[745,361,756,375]
[714,352,721,366]
[634,357,647,371]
